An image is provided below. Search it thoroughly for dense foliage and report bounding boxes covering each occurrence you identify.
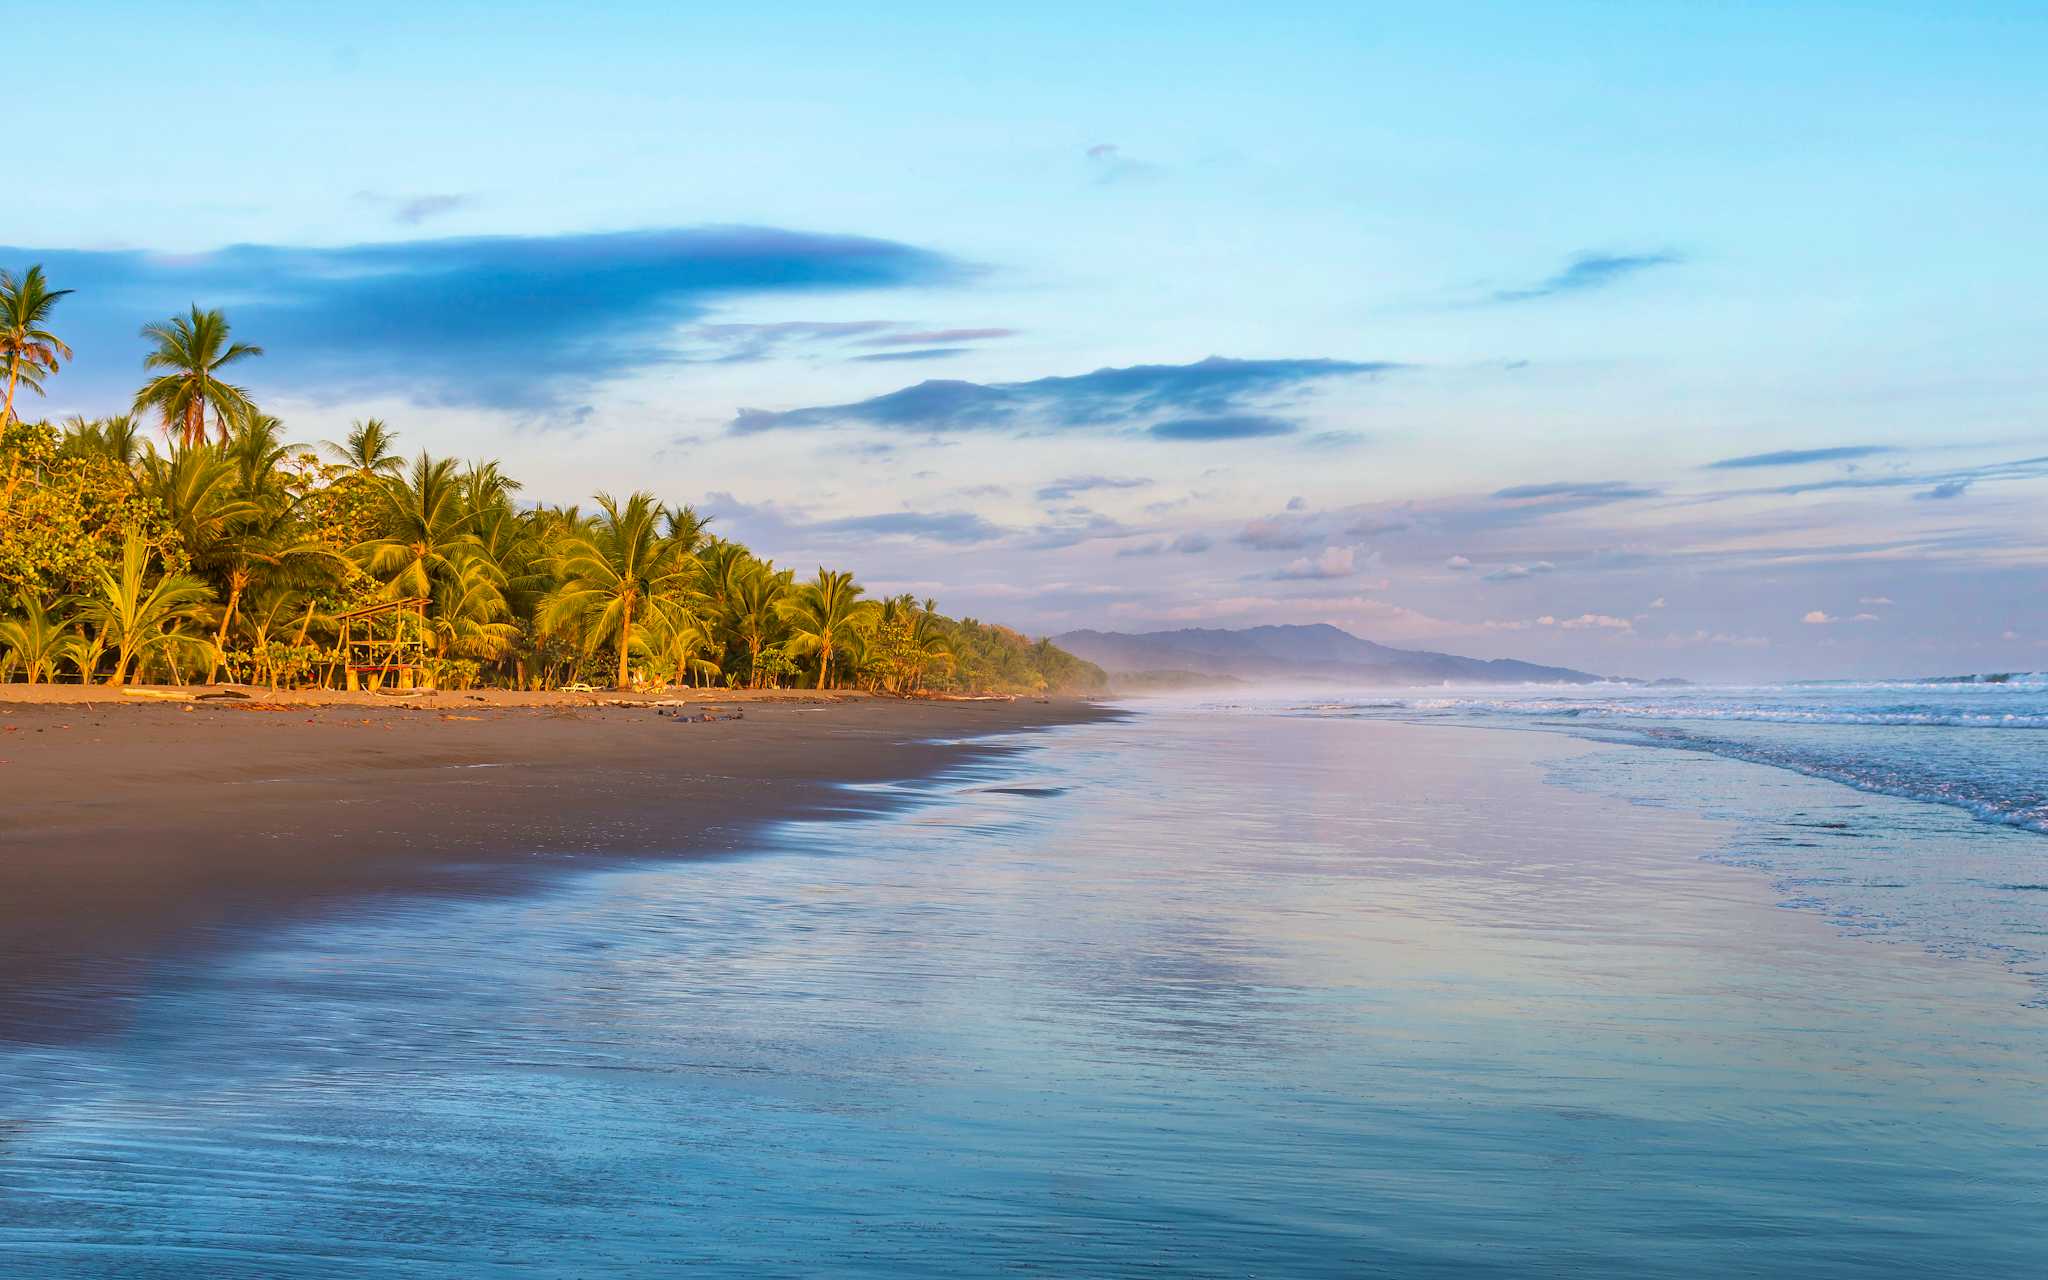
[0,268,1106,696]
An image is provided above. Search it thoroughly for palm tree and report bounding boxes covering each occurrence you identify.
[353,453,480,599]
[137,445,261,569]
[643,607,722,688]
[779,567,875,690]
[540,491,699,689]
[322,419,404,477]
[202,498,339,683]
[75,532,215,685]
[0,265,73,424]
[428,554,518,664]
[59,414,145,467]
[725,558,792,688]
[0,592,73,684]
[133,306,264,447]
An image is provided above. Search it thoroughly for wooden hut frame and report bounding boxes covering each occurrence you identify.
[335,597,432,691]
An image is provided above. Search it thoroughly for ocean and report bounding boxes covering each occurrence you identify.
[2,685,2044,1277]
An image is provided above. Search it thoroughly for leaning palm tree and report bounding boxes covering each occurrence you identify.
[778,567,876,690]
[132,306,264,447]
[0,265,73,425]
[539,491,699,689]
[74,532,215,685]
[322,419,404,478]
[0,593,73,684]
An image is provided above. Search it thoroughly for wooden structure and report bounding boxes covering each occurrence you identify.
[336,597,432,691]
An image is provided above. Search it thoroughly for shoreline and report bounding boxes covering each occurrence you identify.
[0,691,1121,1046]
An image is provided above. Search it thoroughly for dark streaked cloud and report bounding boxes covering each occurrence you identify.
[1490,251,1682,304]
[1709,454,2048,500]
[851,348,969,363]
[860,328,1017,347]
[1150,414,1299,441]
[1916,480,1971,500]
[684,319,897,363]
[732,356,1393,438]
[1493,480,1658,502]
[12,226,958,412]
[1035,474,1152,502]
[1707,445,1900,470]
[355,190,478,226]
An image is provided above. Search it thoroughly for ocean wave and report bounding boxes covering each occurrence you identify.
[1631,730,2048,836]
[1294,697,2048,730]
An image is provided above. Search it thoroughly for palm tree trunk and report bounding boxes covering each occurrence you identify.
[615,597,633,690]
[2,360,18,424]
[208,575,245,683]
[817,641,831,690]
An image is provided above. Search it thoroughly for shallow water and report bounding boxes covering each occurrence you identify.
[2,705,2044,1277]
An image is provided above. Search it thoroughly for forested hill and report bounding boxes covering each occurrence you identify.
[1054,623,1612,686]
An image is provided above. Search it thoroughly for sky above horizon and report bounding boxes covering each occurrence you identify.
[15,1,2048,679]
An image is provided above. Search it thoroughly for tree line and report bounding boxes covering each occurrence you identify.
[0,265,1106,695]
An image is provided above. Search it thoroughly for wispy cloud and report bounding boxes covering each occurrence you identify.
[731,356,1395,438]
[1035,475,1151,502]
[1272,546,1360,580]
[1490,251,1682,304]
[12,227,959,412]
[1085,143,1160,185]
[1483,560,1557,582]
[355,190,478,226]
[703,491,1004,548]
[1706,445,1899,469]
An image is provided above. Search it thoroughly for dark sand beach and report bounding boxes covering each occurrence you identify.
[0,690,1114,1044]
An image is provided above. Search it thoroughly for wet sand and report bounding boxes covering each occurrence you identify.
[0,690,1116,1043]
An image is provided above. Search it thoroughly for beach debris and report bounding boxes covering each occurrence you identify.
[197,688,252,701]
[120,688,196,701]
[656,706,744,723]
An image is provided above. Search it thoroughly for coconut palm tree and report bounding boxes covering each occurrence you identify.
[725,558,792,688]
[59,414,145,467]
[540,491,699,690]
[75,532,215,685]
[353,453,480,600]
[132,306,264,447]
[0,265,72,424]
[322,419,404,478]
[0,592,73,684]
[642,607,722,688]
[137,445,261,569]
[779,567,876,690]
[428,554,518,664]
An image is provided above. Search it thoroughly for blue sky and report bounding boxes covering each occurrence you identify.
[15,1,2048,677]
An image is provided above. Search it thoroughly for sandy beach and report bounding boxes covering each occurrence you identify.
[0,688,1115,1044]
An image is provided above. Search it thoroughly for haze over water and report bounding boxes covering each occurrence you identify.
[4,696,2045,1277]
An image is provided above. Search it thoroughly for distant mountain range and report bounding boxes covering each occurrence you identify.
[1053,623,1644,687]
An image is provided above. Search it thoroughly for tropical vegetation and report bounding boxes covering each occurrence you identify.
[0,265,1105,696]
